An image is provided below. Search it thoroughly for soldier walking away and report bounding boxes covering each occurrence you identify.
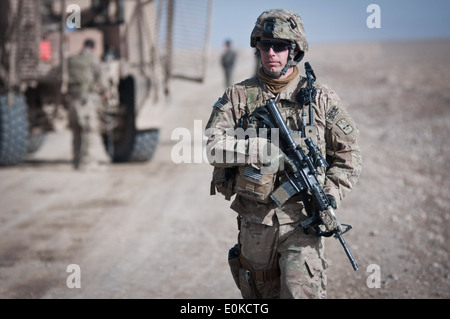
[221,39,237,88]
[205,9,362,299]
[67,39,106,171]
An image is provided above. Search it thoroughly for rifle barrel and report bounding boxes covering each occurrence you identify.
[335,232,359,271]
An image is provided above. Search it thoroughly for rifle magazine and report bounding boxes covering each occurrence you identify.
[270,180,299,206]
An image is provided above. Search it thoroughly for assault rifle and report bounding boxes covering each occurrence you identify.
[251,99,359,271]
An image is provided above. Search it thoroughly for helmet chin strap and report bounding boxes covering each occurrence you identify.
[262,42,303,77]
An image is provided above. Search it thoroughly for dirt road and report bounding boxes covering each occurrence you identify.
[0,40,449,299]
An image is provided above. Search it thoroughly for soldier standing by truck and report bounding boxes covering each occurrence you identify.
[67,39,106,170]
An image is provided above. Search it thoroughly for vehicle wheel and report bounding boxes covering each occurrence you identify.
[27,133,46,153]
[103,77,160,163]
[128,129,159,162]
[104,129,160,163]
[0,93,29,166]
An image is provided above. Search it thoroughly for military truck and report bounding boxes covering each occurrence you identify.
[0,0,213,165]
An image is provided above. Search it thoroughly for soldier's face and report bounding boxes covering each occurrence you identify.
[258,37,291,76]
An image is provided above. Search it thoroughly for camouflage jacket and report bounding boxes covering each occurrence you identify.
[68,49,104,97]
[205,67,362,225]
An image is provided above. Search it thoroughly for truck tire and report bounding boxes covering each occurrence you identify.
[0,93,29,166]
[128,129,159,162]
[104,77,160,163]
[27,134,46,153]
[104,129,159,163]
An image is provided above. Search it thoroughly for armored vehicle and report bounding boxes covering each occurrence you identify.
[0,0,213,165]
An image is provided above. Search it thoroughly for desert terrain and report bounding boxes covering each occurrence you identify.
[0,39,449,300]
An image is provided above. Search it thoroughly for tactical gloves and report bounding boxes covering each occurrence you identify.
[248,138,297,174]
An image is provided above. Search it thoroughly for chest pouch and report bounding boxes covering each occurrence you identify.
[235,166,277,204]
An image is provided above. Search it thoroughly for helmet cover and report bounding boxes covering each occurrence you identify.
[250,9,308,52]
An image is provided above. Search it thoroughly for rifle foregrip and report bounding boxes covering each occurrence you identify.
[310,185,329,212]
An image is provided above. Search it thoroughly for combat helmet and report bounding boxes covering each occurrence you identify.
[251,9,308,76]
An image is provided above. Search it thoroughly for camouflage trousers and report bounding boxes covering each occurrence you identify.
[237,215,330,299]
[68,93,101,170]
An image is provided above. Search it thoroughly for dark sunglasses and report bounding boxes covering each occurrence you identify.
[257,40,291,52]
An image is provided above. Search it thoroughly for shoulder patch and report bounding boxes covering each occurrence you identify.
[213,97,229,109]
[326,105,341,124]
[336,118,354,135]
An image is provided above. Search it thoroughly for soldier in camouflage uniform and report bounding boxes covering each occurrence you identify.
[67,39,105,170]
[221,39,237,88]
[205,9,362,299]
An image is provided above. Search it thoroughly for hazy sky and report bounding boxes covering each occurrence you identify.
[210,0,450,48]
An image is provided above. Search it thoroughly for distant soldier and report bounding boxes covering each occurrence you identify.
[67,39,105,170]
[206,9,362,299]
[221,39,237,88]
